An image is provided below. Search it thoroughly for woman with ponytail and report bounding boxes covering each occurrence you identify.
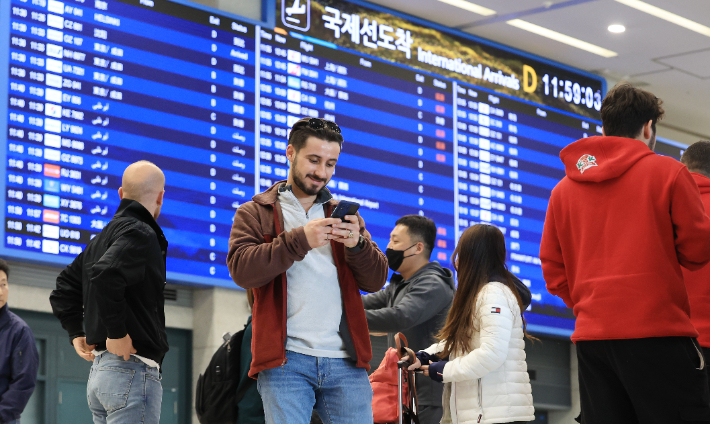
[407,224,535,424]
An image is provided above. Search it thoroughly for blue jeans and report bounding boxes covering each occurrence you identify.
[87,353,162,424]
[257,351,373,424]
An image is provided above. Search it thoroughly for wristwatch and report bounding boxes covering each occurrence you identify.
[347,234,366,253]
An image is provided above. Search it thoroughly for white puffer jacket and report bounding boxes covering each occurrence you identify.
[423,281,534,424]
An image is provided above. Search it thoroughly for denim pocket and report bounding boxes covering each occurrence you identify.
[94,366,135,413]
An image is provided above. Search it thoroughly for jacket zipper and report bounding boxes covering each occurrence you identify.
[477,377,483,423]
[452,381,457,423]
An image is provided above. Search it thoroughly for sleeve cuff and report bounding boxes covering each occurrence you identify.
[106,324,128,340]
[292,226,312,255]
[64,319,85,339]
[428,360,448,383]
[69,332,86,346]
[416,351,440,366]
[346,235,366,254]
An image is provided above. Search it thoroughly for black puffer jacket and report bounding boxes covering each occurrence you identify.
[50,199,169,364]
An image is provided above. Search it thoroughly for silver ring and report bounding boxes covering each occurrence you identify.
[348,231,354,238]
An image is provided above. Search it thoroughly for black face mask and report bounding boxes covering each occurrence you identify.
[385,243,418,272]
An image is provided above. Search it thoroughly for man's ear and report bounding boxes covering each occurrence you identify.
[286,144,296,163]
[643,120,653,140]
[417,241,426,255]
[118,187,124,199]
[156,190,165,206]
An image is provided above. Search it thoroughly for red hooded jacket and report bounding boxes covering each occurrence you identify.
[540,136,710,342]
[682,172,710,347]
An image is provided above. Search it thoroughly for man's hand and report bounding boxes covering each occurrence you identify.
[72,337,96,362]
[106,334,137,361]
[304,218,341,249]
[331,215,361,248]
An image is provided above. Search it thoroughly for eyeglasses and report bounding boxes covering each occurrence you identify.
[294,118,341,134]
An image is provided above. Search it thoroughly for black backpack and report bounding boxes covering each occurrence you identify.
[195,324,255,424]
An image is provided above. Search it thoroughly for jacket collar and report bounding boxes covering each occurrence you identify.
[278,184,332,206]
[253,180,333,206]
[113,199,168,250]
[391,261,438,285]
[0,304,10,329]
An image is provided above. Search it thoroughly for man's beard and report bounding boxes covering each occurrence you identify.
[292,158,328,196]
[648,133,657,151]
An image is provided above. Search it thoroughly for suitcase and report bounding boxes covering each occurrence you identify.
[395,334,421,424]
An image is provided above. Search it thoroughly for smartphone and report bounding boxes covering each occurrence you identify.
[330,200,360,220]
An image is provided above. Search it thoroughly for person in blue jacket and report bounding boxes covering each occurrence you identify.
[0,259,39,424]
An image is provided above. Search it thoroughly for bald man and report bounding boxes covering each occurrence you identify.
[50,161,169,424]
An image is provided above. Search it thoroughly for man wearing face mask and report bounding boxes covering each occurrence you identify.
[362,215,455,424]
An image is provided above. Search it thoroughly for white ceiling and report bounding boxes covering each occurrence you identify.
[368,0,710,145]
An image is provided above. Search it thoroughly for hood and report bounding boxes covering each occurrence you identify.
[512,276,532,309]
[559,136,654,183]
[490,272,532,309]
[407,261,456,291]
[691,172,710,194]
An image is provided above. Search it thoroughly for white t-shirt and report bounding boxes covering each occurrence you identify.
[92,349,160,370]
[279,189,348,358]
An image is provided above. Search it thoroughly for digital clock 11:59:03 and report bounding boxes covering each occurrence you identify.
[541,74,602,110]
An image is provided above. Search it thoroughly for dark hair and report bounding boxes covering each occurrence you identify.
[0,259,9,277]
[601,82,665,139]
[288,118,343,152]
[395,215,436,259]
[437,224,531,358]
[681,141,710,178]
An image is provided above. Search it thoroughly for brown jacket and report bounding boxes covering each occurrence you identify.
[227,181,388,377]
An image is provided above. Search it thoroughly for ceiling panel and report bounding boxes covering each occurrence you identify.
[364,0,491,27]
[633,0,710,27]
[656,49,710,79]
[641,69,710,139]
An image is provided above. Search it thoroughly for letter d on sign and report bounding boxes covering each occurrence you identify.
[523,65,537,94]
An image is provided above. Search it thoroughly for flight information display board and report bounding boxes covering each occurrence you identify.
[1,0,608,335]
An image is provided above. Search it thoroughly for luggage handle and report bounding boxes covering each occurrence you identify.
[395,333,416,364]
[394,332,421,424]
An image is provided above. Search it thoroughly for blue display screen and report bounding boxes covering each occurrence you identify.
[0,0,609,336]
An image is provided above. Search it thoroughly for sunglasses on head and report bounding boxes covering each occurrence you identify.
[293,118,341,134]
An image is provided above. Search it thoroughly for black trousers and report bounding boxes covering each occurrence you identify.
[577,337,710,424]
[705,347,710,395]
[418,405,443,424]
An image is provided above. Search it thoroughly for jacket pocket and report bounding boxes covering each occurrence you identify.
[690,338,706,371]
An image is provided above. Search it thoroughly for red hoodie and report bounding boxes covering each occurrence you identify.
[682,172,710,347]
[540,136,710,342]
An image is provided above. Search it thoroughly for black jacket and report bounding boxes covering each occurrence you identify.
[0,304,38,423]
[50,199,170,364]
[363,262,456,406]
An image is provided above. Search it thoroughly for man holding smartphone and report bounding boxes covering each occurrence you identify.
[227,118,388,424]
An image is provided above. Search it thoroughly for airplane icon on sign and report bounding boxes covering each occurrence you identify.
[285,0,305,16]
[282,0,310,31]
